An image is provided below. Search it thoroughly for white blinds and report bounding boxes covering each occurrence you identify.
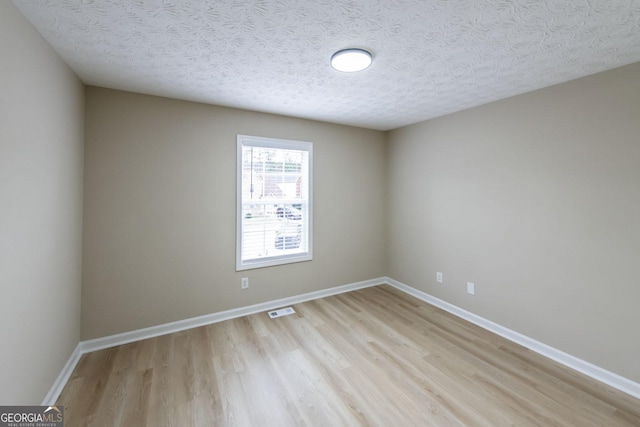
[236,135,312,270]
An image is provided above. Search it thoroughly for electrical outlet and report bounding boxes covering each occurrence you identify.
[436,272,443,283]
[241,277,249,289]
[467,282,475,295]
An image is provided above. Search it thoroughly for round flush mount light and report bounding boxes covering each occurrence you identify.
[331,48,373,72]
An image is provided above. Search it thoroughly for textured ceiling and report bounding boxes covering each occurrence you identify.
[12,0,640,130]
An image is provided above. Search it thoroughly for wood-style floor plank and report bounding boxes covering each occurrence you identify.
[57,285,640,426]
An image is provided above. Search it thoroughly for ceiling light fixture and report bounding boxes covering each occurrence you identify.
[331,48,372,72]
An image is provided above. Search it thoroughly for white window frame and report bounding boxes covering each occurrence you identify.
[236,134,313,271]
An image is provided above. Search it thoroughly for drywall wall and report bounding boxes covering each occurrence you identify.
[82,87,387,339]
[387,62,640,382]
[0,1,84,404]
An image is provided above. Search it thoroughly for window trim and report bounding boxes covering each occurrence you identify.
[236,134,313,271]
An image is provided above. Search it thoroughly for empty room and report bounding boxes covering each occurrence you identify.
[1,0,639,425]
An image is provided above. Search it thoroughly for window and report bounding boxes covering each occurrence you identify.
[237,135,312,270]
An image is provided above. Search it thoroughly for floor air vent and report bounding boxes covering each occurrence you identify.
[268,307,296,319]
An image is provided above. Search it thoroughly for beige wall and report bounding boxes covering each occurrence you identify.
[387,63,640,382]
[0,2,84,404]
[82,87,387,339]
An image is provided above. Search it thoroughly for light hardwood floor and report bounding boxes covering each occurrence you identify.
[58,285,640,426]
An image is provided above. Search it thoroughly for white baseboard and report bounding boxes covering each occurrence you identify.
[41,343,83,406]
[46,277,383,403]
[45,275,639,404]
[82,277,383,353]
[383,277,640,400]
